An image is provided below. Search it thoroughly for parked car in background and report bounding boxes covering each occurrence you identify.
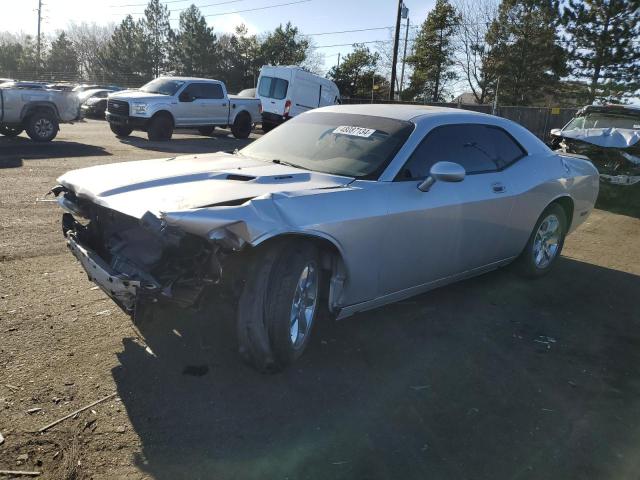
[80,89,111,118]
[73,84,123,93]
[0,78,14,84]
[0,82,79,141]
[236,88,256,97]
[1,81,49,90]
[53,105,598,371]
[47,83,76,91]
[105,76,261,140]
[550,104,640,215]
[257,65,340,132]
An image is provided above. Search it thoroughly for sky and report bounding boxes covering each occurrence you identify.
[0,0,437,73]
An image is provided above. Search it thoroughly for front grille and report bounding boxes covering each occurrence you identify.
[107,99,129,116]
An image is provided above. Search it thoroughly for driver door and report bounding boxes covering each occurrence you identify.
[378,123,522,296]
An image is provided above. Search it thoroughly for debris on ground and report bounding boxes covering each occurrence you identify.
[16,454,29,464]
[26,408,42,414]
[534,335,557,349]
[0,432,4,445]
[116,426,126,434]
[0,470,41,477]
[38,393,117,433]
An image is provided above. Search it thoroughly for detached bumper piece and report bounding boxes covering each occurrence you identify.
[66,234,155,313]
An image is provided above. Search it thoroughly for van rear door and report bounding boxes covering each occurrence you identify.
[290,76,320,117]
[257,73,289,117]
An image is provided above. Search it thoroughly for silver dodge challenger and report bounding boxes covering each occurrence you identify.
[53,104,599,371]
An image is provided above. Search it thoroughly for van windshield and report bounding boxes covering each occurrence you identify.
[239,112,414,179]
[258,76,289,100]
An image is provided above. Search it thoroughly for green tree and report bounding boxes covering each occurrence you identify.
[562,0,640,103]
[217,25,263,92]
[484,0,567,106]
[45,32,79,76]
[98,15,152,85]
[260,22,309,66]
[327,44,384,98]
[406,0,461,102]
[0,41,23,75]
[143,0,171,77]
[170,5,217,77]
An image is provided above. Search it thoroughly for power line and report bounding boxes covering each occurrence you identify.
[307,26,394,36]
[202,0,310,18]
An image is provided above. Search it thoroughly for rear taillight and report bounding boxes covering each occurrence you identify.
[284,99,291,117]
[258,102,262,114]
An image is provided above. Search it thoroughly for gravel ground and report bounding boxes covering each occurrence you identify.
[1,120,640,479]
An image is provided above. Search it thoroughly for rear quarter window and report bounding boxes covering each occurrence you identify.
[258,76,289,100]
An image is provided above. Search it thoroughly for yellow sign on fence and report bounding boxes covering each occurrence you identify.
[551,107,561,115]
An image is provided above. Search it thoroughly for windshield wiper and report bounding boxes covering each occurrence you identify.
[272,159,308,170]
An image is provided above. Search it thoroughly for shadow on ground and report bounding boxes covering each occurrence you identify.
[117,130,255,154]
[0,136,109,167]
[112,258,640,480]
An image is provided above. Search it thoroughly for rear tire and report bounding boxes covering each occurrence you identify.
[231,113,252,139]
[198,126,215,136]
[109,123,133,137]
[515,203,567,278]
[0,125,24,137]
[237,241,320,373]
[25,111,58,142]
[261,123,273,133]
[147,115,173,141]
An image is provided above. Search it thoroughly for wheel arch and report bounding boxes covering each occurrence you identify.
[550,195,575,230]
[21,102,59,122]
[150,109,175,126]
[252,231,348,313]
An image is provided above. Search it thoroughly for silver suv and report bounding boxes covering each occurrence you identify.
[106,77,261,141]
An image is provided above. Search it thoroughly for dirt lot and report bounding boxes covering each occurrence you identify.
[1,120,640,479]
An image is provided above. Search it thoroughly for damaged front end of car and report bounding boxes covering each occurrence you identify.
[52,185,250,317]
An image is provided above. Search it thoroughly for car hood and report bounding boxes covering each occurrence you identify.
[108,90,171,102]
[57,152,354,219]
[558,128,640,149]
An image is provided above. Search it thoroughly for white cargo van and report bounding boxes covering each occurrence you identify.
[257,65,340,131]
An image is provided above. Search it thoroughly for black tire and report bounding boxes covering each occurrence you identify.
[198,126,215,136]
[515,203,567,278]
[25,111,58,142]
[261,123,273,133]
[109,123,133,137]
[0,125,24,137]
[237,241,321,372]
[231,113,252,139]
[147,114,173,141]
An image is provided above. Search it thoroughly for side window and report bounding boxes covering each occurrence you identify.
[181,83,200,100]
[200,83,224,99]
[398,124,526,180]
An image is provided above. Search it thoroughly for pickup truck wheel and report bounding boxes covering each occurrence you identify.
[237,241,320,373]
[25,112,58,142]
[0,125,24,137]
[261,123,273,133]
[109,124,133,137]
[198,126,215,136]
[148,115,173,141]
[231,113,252,139]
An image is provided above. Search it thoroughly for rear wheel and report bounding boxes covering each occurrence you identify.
[237,241,320,372]
[516,203,567,277]
[147,114,173,141]
[109,123,133,137]
[26,111,58,142]
[261,123,273,133]
[231,113,252,139]
[0,125,24,137]
[198,126,215,136]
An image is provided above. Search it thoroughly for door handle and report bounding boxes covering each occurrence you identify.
[492,183,506,193]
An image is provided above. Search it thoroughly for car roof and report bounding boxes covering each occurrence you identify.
[317,103,491,122]
[156,76,220,83]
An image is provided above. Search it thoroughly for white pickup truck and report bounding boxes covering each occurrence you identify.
[106,77,261,141]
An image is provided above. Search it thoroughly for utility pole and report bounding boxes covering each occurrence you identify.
[399,5,410,97]
[389,0,403,101]
[492,77,500,115]
[336,52,341,70]
[36,0,42,77]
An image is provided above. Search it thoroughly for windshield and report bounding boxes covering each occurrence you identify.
[140,78,185,96]
[240,112,414,179]
[564,112,640,131]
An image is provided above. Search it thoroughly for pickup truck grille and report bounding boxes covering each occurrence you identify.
[107,99,129,116]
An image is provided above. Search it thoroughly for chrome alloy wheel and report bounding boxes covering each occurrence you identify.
[289,262,319,349]
[533,214,561,269]
[34,118,54,138]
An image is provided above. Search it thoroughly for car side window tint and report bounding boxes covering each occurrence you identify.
[200,83,224,99]
[399,124,526,180]
[181,83,200,99]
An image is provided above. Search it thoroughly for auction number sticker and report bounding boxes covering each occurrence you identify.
[333,126,376,138]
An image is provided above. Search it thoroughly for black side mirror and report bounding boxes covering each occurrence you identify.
[179,92,193,102]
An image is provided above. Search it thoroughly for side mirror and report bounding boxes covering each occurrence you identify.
[418,161,466,192]
[179,92,193,102]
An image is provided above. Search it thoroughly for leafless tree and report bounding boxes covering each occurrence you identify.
[65,22,115,77]
[453,0,498,104]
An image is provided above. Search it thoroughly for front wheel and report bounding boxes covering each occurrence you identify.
[231,113,252,139]
[516,203,567,277]
[109,123,133,137]
[0,125,24,137]
[237,241,320,372]
[26,112,59,142]
[147,115,173,141]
